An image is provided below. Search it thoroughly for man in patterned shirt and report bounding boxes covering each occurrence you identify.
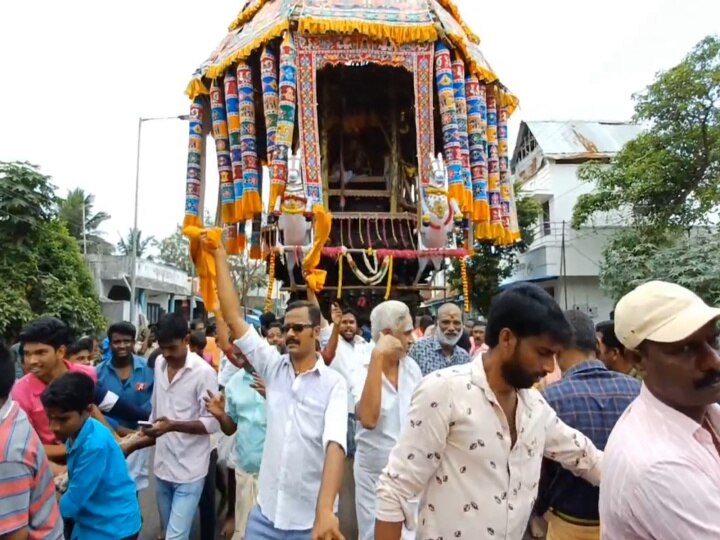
[375,284,603,540]
[407,303,470,376]
[0,342,64,539]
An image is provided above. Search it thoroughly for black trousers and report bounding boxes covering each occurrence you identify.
[198,448,218,540]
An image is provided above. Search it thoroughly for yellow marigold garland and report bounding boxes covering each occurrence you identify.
[337,252,344,300]
[384,256,394,300]
[264,250,276,313]
[460,257,471,313]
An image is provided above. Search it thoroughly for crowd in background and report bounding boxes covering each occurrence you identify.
[1,243,719,540]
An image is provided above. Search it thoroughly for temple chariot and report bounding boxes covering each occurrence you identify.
[182,0,520,316]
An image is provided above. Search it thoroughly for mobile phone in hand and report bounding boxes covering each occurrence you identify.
[137,420,153,428]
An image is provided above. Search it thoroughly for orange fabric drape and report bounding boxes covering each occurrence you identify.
[302,205,332,293]
[183,226,223,313]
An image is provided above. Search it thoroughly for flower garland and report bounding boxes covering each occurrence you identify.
[343,247,391,285]
[362,248,380,274]
[460,257,471,313]
[337,253,343,299]
[264,251,276,313]
[384,256,394,300]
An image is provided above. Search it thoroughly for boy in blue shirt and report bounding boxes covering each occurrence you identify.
[41,372,142,540]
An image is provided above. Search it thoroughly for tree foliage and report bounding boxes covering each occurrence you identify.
[447,186,542,315]
[157,213,215,273]
[57,188,113,255]
[229,254,268,307]
[0,162,105,340]
[573,35,720,230]
[599,228,720,306]
[157,225,192,273]
[117,228,156,258]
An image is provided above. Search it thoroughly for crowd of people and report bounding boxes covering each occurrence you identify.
[1,237,719,540]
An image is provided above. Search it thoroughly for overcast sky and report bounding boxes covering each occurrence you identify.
[1,0,718,244]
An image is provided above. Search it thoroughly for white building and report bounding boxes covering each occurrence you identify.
[85,255,198,326]
[504,120,643,321]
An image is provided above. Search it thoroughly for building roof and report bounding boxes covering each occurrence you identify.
[186,0,518,112]
[513,120,643,162]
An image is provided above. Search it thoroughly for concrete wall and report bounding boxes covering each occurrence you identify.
[541,276,616,322]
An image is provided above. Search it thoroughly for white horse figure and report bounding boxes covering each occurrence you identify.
[276,149,313,288]
[415,153,462,284]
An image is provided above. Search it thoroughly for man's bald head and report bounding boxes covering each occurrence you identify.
[438,303,462,318]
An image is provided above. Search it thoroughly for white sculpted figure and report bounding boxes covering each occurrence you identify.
[415,153,462,284]
[276,149,313,288]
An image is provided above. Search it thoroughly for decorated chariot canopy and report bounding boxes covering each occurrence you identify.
[182,0,521,311]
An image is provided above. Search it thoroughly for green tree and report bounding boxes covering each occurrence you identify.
[447,186,542,315]
[599,227,720,305]
[157,213,216,272]
[157,225,192,273]
[573,35,720,230]
[117,228,155,258]
[229,253,268,307]
[57,188,113,255]
[0,162,105,340]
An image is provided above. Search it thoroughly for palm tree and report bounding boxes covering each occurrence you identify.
[57,188,113,255]
[117,228,156,258]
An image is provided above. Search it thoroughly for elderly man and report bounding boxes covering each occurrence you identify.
[599,281,720,539]
[408,303,470,376]
[351,301,421,540]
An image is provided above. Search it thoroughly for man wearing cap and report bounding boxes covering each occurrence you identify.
[599,281,720,539]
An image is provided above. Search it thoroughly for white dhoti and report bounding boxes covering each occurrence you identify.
[126,446,150,492]
[354,459,416,540]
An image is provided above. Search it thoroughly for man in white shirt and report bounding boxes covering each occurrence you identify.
[212,241,347,540]
[324,306,368,456]
[375,283,603,540]
[352,300,421,540]
[122,313,220,540]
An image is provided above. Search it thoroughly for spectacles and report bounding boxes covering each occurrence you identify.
[281,323,314,334]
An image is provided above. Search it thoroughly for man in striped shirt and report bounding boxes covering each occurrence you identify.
[0,341,64,540]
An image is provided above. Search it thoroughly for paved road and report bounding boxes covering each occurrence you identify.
[138,454,357,540]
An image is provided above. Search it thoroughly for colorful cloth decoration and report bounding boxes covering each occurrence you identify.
[295,34,433,198]
[466,76,490,239]
[237,61,262,218]
[182,225,223,314]
[486,87,503,240]
[303,205,332,293]
[224,69,245,234]
[210,79,237,227]
[497,99,513,244]
[452,59,472,214]
[434,43,464,206]
[261,46,279,159]
[269,32,297,212]
[183,97,205,229]
[296,0,438,45]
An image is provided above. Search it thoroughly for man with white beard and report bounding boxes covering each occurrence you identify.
[407,303,470,376]
[351,301,421,540]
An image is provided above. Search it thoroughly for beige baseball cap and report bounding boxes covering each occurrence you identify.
[615,281,720,349]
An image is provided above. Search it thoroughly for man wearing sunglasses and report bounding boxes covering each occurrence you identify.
[211,240,348,540]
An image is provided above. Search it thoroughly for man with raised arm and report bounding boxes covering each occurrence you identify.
[210,238,348,540]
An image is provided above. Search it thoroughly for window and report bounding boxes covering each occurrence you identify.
[542,201,551,236]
